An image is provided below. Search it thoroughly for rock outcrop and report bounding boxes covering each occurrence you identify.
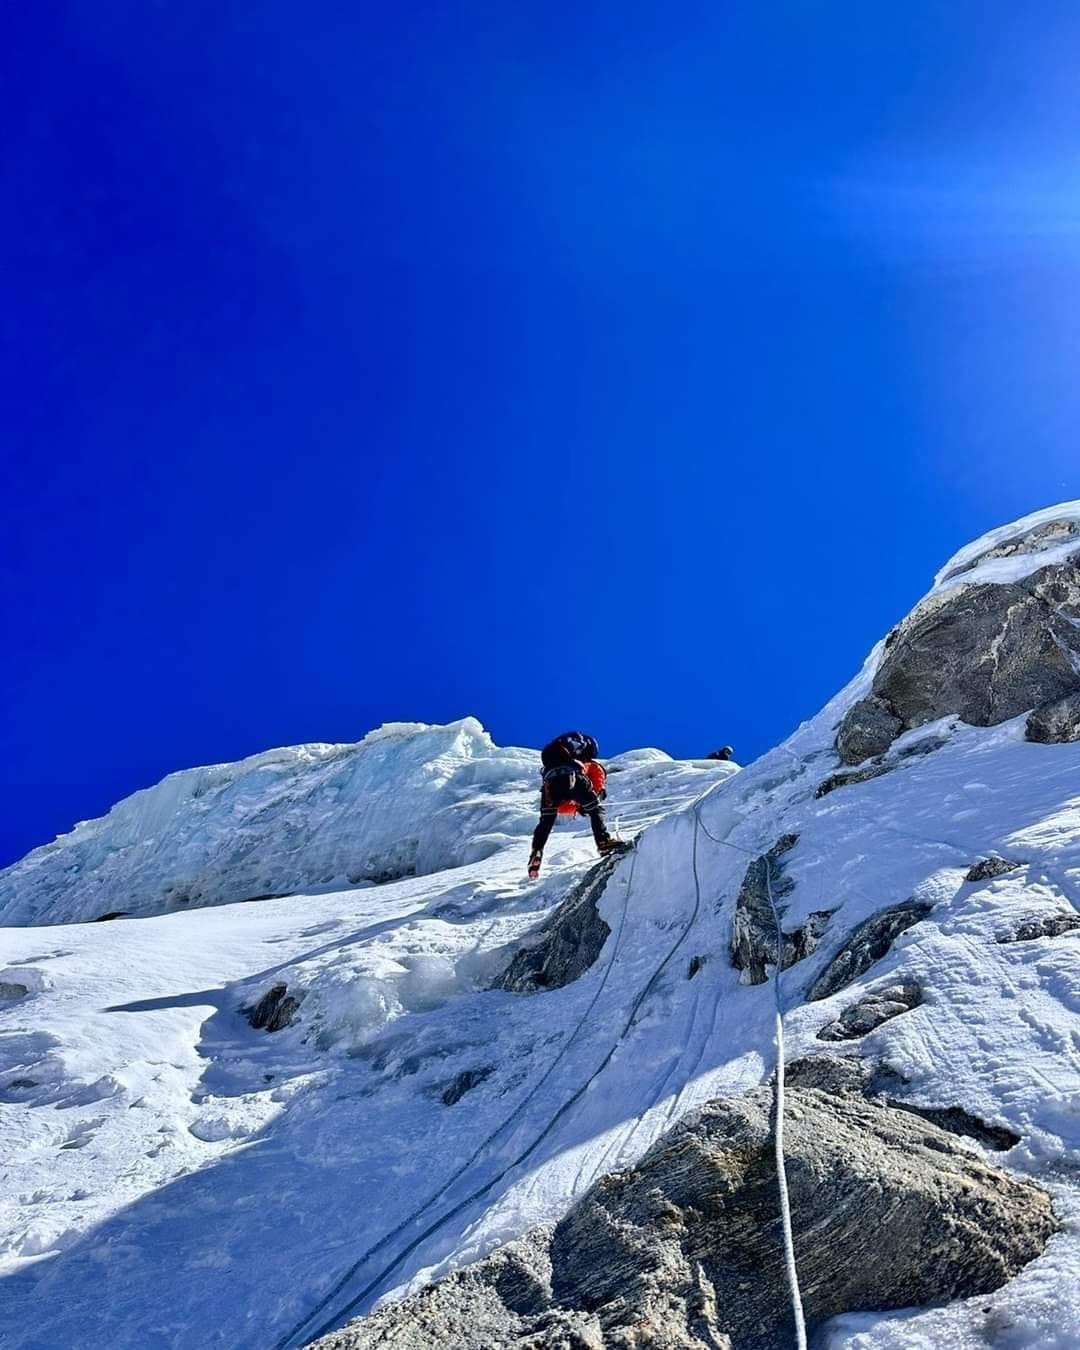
[312,1084,1055,1350]
[999,913,1080,944]
[310,1228,566,1350]
[728,835,833,987]
[835,696,904,766]
[836,557,1080,763]
[966,856,1025,883]
[815,762,889,798]
[1026,691,1080,745]
[441,1066,494,1106]
[492,853,626,993]
[808,898,932,1001]
[817,982,922,1041]
[882,1101,1021,1152]
[245,981,304,1032]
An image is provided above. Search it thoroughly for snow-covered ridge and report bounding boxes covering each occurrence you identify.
[933,499,1080,591]
[0,719,538,926]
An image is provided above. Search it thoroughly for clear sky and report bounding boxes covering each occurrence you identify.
[3,3,1079,867]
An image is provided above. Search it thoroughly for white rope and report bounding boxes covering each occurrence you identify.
[693,785,807,1350]
[763,851,809,1350]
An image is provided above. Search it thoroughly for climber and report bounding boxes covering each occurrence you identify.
[707,745,735,761]
[528,731,618,879]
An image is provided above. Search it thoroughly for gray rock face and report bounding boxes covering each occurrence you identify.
[245,982,304,1032]
[550,1088,1053,1349]
[441,1066,494,1106]
[730,835,832,987]
[309,1228,567,1350]
[319,1085,1054,1350]
[817,982,922,1041]
[784,1053,870,1095]
[791,1055,1021,1150]
[729,835,798,986]
[815,762,889,798]
[966,856,1025,883]
[1026,692,1080,745]
[492,854,626,994]
[836,558,1080,763]
[835,696,904,766]
[1000,913,1080,943]
[807,899,932,1002]
[882,1101,1021,1152]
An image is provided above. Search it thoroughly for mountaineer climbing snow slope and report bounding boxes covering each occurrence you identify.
[1,503,1080,1349]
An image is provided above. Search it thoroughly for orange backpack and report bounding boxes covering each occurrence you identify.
[557,760,607,815]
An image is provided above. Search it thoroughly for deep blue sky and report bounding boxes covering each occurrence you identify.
[3,4,1079,866]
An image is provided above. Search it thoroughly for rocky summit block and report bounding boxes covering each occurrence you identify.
[836,558,1080,763]
[312,1085,1055,1350]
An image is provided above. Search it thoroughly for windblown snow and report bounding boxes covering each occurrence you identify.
[2,503,1080,1350]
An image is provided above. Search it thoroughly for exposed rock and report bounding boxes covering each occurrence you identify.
[1026,691,1080,745]
[493,854,627,994]
[966,856,1025,883]
[792,1054,1023,1151]
[817,982,922,1041]
[549,1088,1053,1349]
[785,909,835,966]
[818,732,949,796]
[310,1228,562,1350]
[895,733,951,761]
[815,763,888,798]
[729,836,834,987]
[442,1066,494,1106]
[729,835,795,986]
[245,982,304,1032]
[93,911,130,922]
[784,1053,870,1096]
[835,696,904,766]
[999,913,1080,943]
[807,898,932,1001]
[687,955,705,980]
[883,1101,1021,1152]
[836,558,1080,762]
[0,982,29,1001]
[314,1084,1054,1350]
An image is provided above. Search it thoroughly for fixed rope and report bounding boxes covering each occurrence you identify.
[273,846,642,1349]
[279,784,809,1349]
[763,851,809,1350]
[693,791,808,1350]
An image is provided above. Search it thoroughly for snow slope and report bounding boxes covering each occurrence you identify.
[2,506,1080,1350]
